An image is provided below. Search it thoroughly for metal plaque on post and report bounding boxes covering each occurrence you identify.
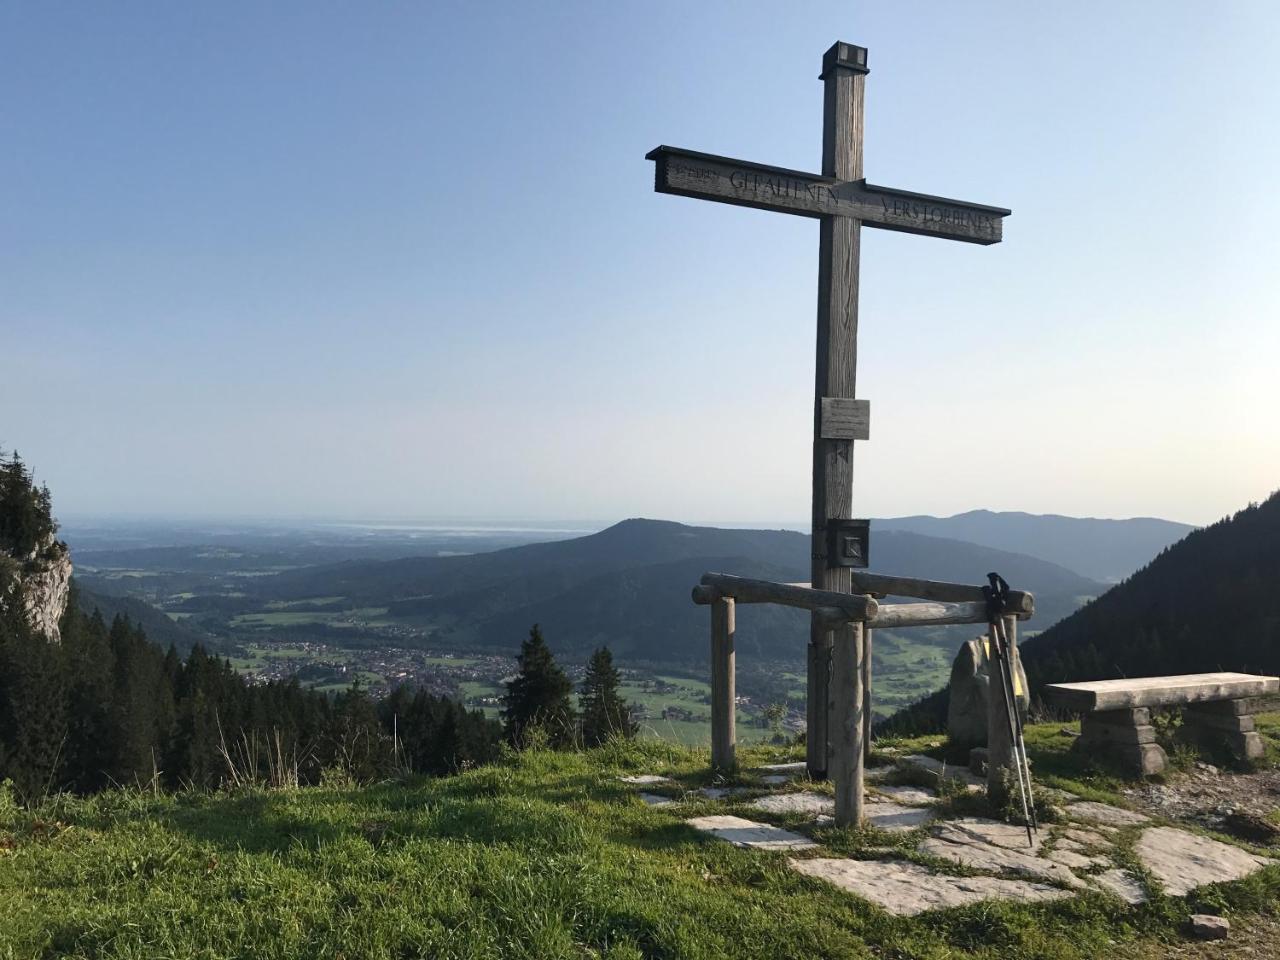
[827,519,870,569]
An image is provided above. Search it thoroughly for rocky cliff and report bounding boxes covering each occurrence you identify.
[0,533,72,643]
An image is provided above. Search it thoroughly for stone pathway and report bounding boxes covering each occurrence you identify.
[618,766,1278,917]
[1064,800,1149,827]
[871,784,937,806]
[790,857,1072,916]
[1132,825,1276,897]
[920,820,1086,889]
[897,754,984,789]
[1091,868,1148,905]
[685,815,818,851]
[749,791,832,816]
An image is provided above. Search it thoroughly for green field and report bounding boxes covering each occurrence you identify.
[4,728,1278,959]
[229,607,389,628]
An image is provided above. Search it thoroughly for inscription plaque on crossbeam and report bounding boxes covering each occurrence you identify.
[646,146,1010,245]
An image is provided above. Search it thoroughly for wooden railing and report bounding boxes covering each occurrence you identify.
[692,571,1034,827]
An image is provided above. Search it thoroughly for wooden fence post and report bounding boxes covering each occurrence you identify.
[710,596,736,771]
[830,620,865,826]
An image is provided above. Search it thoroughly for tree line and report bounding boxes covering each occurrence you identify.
[0,589,504,801]
[0,452,639,803]
[0,598,640,803]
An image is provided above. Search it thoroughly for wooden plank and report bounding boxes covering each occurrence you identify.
[819,397,870,440]
[710,597,736,771]
[646,146,1009,245]
[789,576,1034,617]
[1044,673,1280,712]
[830,620,865,827]
[699,573,877,619]
[866,600,991,628]
[808,47,865,780]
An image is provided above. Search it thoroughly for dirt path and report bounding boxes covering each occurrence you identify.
[1122,763,1280,844]
[1114,914,1280,958]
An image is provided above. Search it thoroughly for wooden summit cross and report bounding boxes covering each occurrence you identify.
[647,43,1011,785]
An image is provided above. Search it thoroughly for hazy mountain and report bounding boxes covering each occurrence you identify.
[875,510,1194,583]
[260,519,1103,660]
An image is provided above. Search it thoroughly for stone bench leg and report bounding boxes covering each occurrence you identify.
[1181,699,1265,762]
[1075,707,1167,776]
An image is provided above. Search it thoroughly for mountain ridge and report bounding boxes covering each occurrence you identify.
[875,509,1193,582]
[253,519,1103,662]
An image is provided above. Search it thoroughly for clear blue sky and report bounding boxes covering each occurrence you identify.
[3,1,1277,526]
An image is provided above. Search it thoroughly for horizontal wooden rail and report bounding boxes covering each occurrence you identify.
[866,600,992,629]
[788,573,1034,619]
[693,573,878,620]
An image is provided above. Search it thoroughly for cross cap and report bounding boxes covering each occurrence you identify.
[820,42,869,80]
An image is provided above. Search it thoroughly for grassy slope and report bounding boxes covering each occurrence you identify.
[3,723,1279,960]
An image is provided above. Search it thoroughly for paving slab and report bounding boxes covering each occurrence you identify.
[1045,847,1110,871]
[1060,827,1113,847]
[1064,801,1149,827]
[872,784,938,806]
[749,791,834,816]
[899,755,984,788]
[920,824,1085,889]
[790,857,1073,916]
[1090,868,1149,906]
[1133,825,1275,897]
[699,786,747,800]
[619,774,673,785]
[760,775,791,785]
[685,815,818,851]
[865,801,937,832]
[639,793,674,807]
[939,817,1045,853]
[758,761,808,776]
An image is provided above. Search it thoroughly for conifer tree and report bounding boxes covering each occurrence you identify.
[502,624,574,747]
[579,646,635,747]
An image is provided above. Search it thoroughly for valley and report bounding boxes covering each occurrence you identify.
[64,513,1122,740]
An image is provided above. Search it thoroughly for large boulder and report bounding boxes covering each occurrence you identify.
[947,635,1029,747]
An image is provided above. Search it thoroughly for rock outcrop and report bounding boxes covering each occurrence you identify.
[0,533,72,643]
[947,635,1029,746]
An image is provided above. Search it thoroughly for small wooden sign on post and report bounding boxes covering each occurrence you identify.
[648,42,1010,825]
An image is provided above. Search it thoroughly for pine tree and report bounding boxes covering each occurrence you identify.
[502,624,574,747]
[579,646,635,747]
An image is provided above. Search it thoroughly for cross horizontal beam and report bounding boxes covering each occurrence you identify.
[646,146,1010,245]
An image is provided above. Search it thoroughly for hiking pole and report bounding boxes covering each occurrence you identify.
[984,572,1036,848]
[992,609,1039,837]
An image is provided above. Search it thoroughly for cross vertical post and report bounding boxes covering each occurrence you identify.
[647,40,1010,826]
[808,41,868,781]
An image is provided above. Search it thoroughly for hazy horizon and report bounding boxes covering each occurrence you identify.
[54,506,1203,529]
[5,2,1278,528]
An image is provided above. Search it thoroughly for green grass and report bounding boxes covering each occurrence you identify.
[3,730,1279,959]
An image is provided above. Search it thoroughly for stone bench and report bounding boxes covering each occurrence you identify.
[1044,673,1279,777]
